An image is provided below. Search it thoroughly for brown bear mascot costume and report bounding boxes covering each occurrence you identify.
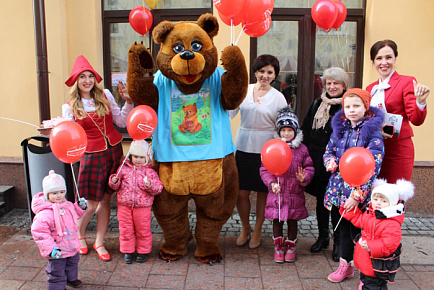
[126,13,248,263]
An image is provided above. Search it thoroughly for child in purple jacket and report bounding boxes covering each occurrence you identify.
[109,140,163,264]
[260,106,314,263]
[31,170,87,289]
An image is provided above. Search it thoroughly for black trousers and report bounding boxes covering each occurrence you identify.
[339,216,360,262]
[360,273,388,290]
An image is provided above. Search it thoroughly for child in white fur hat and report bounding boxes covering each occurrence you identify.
[109,140,163,264]
[339,178,415,290]
[31,170,87,289]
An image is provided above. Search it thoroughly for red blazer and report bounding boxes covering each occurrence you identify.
[366,72,427,144]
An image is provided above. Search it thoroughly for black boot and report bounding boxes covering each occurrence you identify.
[331,206,341,262]
[311,203,330,253]
[124,253,133,264]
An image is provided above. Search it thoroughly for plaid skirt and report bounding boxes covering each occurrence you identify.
[77,143,123,202]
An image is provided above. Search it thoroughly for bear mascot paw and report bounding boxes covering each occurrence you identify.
[126,13,248,263]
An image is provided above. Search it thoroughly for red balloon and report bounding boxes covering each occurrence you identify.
[332,0,347,29]
[242,14,272,37]
[261,139,292,176]
[243,0,274,25]
[339,147,375,187]
[127,105,158,140]
[218,10,243,27]
[311,0,338,30]
[49,121,87,164]
[214,0,245,19]
[129,6,153,35]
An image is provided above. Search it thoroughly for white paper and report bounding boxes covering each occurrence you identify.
[384,112,403,137]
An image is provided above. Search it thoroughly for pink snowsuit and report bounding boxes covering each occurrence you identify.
[109,159,163,254]
[31,192,85,259]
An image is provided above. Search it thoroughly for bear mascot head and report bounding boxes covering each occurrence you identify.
[126,13,248,263]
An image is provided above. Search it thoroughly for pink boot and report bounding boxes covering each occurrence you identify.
[328,258,354,282]
[272,237,284,263]
[284,238,298,262]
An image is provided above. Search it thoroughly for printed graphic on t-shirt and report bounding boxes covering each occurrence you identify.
[171,87,211,145]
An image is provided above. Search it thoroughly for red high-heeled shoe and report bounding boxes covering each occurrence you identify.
[93,244,111,261]
[78,238,88,255]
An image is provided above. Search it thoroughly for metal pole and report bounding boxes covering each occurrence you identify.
[33,0,51,123]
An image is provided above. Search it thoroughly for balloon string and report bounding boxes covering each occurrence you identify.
[115,147,131,178]
[234,28,243,46]
[347,55,350,72]
[230,19,233,45]
[328,31,340,68]
[334,210,344,232]
[0,116,39,128]
[277,176,281,222]
[70,163,81,200]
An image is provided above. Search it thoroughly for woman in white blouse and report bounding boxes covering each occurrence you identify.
[230,54,287,249]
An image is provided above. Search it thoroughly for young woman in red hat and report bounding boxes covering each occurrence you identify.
[40,55,133,261]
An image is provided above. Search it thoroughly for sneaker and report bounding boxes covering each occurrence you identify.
[136,253,149,263]
[124,253,133,264]
[66,279,83,288]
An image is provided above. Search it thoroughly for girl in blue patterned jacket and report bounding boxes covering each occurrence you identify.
[323,88,384,284]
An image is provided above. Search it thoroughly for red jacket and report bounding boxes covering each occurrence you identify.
[340,204,403,277]
[366,72,427,143]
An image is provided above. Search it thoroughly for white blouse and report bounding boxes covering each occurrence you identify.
[62,89,132,127]
[229,84,287,154]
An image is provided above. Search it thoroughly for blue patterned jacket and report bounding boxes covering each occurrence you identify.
[323,106,384,210]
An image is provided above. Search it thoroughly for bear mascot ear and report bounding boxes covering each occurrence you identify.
[152,21,175,44]
[196,13,219,39]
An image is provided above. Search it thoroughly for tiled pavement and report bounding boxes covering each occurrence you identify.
[0,208,433,289]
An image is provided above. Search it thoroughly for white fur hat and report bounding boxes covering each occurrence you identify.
[42,170,66,200]
[371,178,415,206]
[129,140,150,158]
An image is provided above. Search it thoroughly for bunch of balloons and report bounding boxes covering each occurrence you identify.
[311,0,347,31]
[339,147,375,187]
[214,0,274,37]
[261,139,292,176]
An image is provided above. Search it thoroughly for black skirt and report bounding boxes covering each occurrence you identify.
[235,150,268,193]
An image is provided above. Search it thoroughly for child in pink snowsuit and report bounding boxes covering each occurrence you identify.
[31,170,87,290]
[260,106,314,263]
[109,140,163,264]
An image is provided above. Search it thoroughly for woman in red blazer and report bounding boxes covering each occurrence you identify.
[367,40,430,183]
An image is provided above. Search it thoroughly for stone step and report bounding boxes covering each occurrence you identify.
[0,186,14,218]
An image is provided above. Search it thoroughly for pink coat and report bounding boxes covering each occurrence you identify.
[260,133,314,221]
[109,159,163,208]
[31,192,85,259]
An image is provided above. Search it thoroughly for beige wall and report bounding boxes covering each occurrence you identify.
[363,0,434,161]
[1,1,432,161]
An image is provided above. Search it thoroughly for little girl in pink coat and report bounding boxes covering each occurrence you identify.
[260,106,314,263]
[109,140,163,264]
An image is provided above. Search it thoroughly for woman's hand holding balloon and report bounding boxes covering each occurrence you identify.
[413,80,430,105]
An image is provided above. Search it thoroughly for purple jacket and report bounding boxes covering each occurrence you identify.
[323,107,384,210]
[31,192,85,259]
[260,131,315,221]
[109,158,163,208]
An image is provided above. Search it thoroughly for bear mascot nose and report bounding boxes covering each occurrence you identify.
[180,50,195,60]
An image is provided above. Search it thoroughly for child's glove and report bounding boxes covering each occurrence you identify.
[78,197,88,210]
[51,247,62,259]
[143,175,151,188]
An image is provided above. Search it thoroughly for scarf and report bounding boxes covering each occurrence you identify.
[52,201,79,242]
[312,92,343,130]
[370,71,394,114]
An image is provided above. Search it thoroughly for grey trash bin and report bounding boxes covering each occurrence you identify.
[21,136,76,223]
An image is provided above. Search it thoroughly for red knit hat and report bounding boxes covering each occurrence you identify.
[342,88,372,110]
[65,55,102,87]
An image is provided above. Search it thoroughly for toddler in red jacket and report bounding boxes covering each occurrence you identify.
[109,140,163,264]
[340,179,414,290]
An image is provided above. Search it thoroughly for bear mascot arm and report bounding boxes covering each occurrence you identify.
[126,13,248,264]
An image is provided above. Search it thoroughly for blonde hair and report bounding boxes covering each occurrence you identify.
[322,67,350,90]
[68,81,111,119]
[372,192,387,200]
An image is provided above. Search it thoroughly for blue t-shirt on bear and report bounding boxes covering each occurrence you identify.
[152,67,235,162]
